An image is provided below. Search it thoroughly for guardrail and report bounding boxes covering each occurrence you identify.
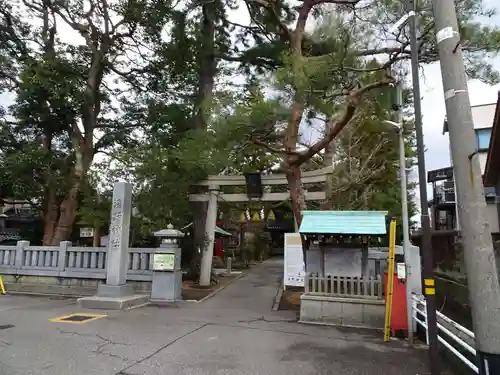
[412,294,477,373]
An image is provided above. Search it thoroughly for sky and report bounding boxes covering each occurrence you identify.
[419,63,500,172]
[1,0,499,201]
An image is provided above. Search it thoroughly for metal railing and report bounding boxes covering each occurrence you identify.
[305,273,383,300]
[412,294,477,373]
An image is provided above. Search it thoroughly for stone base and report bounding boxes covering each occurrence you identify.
[151,271,182,302]
[299,294,385,329]
[149,299,181,307]
[96,283,135,298]
[78,294,149,310]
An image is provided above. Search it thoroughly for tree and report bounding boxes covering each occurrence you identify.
[327,94,419,241]
[2,0,498,249]
[217,0,500,233]
[0,0,172,244]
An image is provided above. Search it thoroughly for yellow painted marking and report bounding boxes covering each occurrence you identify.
[425,287,436,295]
[384,219,397,342]
[424,279,435,286]
[0,276,5,295]
[49,313,106,324]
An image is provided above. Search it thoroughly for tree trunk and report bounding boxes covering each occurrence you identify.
[192,2,217,259]
[192,201,207,252]
[42,186,59,246]
[50,183,80,245]
[286,163,309,266]
[41,131,58,246]
[321,140,336,210]
[92,225,100,247]
[48,144,91,245]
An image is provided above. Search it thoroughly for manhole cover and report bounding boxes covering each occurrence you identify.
[49,313,106,324]
[0,324,14,331]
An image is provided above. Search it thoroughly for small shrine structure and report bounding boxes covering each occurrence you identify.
[298,210,389,329]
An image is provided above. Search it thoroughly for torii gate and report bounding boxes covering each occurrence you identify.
[189,167,333,286]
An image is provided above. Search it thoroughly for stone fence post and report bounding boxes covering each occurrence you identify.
[58,241,71,272]
[15,240,29,269]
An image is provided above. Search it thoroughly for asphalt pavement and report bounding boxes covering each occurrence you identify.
[0,258,429,375]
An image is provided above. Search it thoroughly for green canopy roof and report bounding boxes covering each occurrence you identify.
[299,211,388,235]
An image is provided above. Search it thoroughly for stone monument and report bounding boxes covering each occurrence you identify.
[79,182,149,309]
[150,224,184,303]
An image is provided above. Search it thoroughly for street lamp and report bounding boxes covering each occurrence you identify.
[383,118,413,345]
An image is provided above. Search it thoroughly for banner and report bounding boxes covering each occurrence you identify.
[284,233,305,287]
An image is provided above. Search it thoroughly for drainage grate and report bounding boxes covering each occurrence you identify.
[60,315,95,322]
[49,313,106,324]
[0,324,14,331]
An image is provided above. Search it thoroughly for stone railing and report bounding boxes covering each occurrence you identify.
[0,241,153,281]
[305,273,384,300]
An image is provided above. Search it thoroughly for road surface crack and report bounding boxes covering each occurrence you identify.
[58,329,131,361]
[113,323,209,375]
[238,315,297,324]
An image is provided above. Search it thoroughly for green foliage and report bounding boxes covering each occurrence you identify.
[1,0,499,244]
[329,88,417,209]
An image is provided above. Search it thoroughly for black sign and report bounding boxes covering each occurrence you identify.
[244,173,263,198]
[427,167,453,183]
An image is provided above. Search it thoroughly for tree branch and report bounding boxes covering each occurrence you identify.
[245,0,292,41]
[296,79,393,164]
[251,137,299,156]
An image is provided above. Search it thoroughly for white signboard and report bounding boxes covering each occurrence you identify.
[152,253,176,271]
[80,227,94,238]
[284,233,305,287]
[397,262,406,280]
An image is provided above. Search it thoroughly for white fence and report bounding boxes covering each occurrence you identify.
[0,241,154,281]
[412,294,477,373]
[305,273,384,300]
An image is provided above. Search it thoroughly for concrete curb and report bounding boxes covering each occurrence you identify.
[196,271,247,303]
[4,270,248,304]
[298,319,384,331]
[2,290,81,299]
[272,278,284,311]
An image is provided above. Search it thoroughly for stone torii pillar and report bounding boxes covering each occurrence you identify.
[199,185,219,286]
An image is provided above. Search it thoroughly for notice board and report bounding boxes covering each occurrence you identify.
[284,233,305,288]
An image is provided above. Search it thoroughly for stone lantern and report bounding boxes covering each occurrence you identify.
[150,224,185,303]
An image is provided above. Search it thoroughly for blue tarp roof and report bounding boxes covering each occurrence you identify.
[299,210,388,235]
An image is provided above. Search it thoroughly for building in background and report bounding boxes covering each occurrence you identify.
[427,100,499,234]
[483,92,500,243]
[0,200,39,244]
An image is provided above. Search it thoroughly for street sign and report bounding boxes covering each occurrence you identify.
[427,167,453,183]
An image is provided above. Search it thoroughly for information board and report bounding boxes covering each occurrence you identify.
[152,253,176,271]
[79,227,94,238]
[284,233,305,287]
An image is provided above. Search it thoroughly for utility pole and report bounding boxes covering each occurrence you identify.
[407,0,440,373]
[431,0,500,373]
[394,84,414,345]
